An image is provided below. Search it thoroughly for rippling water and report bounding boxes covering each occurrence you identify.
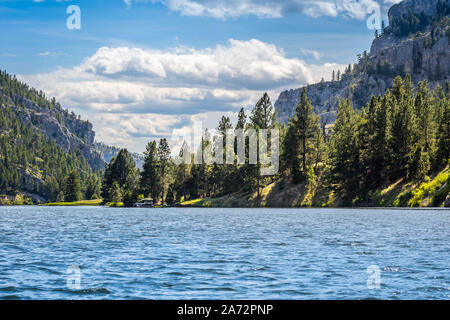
[0,206,448,299]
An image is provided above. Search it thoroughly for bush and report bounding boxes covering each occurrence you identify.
[431,183,449,206]
[394,191,413,207]
[408,171,449,207]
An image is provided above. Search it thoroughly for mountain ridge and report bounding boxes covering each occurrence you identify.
[275,0,450,123]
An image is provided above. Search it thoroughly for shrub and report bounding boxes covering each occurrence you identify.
[408,171,449,207]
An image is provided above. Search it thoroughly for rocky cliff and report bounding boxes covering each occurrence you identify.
[275,0,450,123]
[0,83,105,170]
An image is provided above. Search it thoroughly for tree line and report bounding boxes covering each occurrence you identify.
[100,75,449,207]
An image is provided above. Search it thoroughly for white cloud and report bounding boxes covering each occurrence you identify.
[299,48,323,61]
[21,39,345,151]
[124,0,402,19]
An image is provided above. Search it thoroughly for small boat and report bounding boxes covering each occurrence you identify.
[134,198,154,208]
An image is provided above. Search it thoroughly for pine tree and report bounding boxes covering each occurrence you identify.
[249,93,277,130]
[85,174,100,200]
[173,141,191,201]
[215,116,234,194]
[157,138,171,203]
[360,94,391,191]
[63,170,82,202]
[329,99,362,202]
[291,88,320,180]
[140,141,159,199]
[435,85,450,167]
[408,146,430,182]
[236,108,247,130]
[109,181,122,203]
[101,149,136,203]
[413,81,435,161]
[281,120,300,179]
[387,76,415,180]
[217,115,233,136]
[247,93,277,199]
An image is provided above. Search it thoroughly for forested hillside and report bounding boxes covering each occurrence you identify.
[0,71,104,169]
[0,71,101,203]
[100,76,449,208]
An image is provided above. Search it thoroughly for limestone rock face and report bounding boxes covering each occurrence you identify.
[275,0,449,123]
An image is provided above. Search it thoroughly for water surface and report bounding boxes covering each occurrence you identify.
[0,206,448,299]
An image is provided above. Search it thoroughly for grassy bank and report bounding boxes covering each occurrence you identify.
[41,199,103,206]
[181,167,449,208]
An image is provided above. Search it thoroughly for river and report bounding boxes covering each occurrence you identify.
[0,206,448,299]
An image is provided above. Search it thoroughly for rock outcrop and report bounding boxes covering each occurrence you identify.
[1,91,105,170]
[275,0,449,123]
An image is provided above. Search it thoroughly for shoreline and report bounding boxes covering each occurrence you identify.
[2,203,447,209]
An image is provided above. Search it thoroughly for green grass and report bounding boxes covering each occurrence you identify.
[180,198,203,206]
[408,170,449,207]
[42,199,103,206]
[107,202,124,207]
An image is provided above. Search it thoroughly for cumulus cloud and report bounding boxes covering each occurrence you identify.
[21,39,344,151]
[124,0,402,19]
[23,39,343,113]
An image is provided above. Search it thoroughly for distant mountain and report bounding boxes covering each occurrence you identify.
[95,142,144,170]
[275,0,449,123]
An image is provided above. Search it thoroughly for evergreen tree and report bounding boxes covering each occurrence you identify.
[215,116,234,194]
[291,88,320,180]
[101,149,136,203]
[63,170,82,202]
[85,174,100,200]
[173,141,191,201]
[140,141,159,199]
[109,181,122,203]
[249,93,277,129]
[408,146,430,182]
[360,94,391,191]
[157,138,171,203]
[329,99,362,202]
[413,81,435,163]
[281,120,300,178]
[387,76,415,180]
[236,107,247,130]
[247,93,277,199]
[165,185,175,205]
[435,85,450,167]
[217,115,233,136]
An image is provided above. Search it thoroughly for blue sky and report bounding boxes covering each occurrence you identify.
[0,0,399,152]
